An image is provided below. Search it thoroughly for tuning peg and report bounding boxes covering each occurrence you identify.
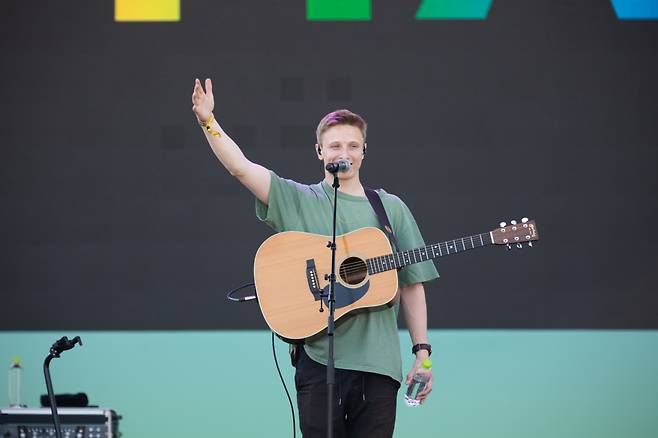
[522,217,528,223]
[510,220,517,225]
[516,243,522,249]
[500,222,507,228]
[506,244,512,250]
[528,241,533,247]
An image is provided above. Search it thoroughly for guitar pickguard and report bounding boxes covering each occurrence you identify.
[322,281,370,309]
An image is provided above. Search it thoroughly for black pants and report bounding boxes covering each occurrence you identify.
[294,347,400,438]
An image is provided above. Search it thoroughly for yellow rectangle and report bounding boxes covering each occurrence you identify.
[115,0,180,22]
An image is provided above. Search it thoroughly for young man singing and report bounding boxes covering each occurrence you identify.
[192,78,438,437]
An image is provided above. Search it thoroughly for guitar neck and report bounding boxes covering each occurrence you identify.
[366,231,493,274]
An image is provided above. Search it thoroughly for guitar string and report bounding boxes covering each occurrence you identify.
[336,242,483,275]
[319,231,533,276]
[334,234,532,275]
[337,245,473,275]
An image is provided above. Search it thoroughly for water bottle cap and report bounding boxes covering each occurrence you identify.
[421,359,432,369]
[11,356,22,366]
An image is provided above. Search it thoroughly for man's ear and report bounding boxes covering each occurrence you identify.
[363,143,367,156]
[316,144,322,159]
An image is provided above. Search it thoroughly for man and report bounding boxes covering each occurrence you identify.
[192,78,438,437]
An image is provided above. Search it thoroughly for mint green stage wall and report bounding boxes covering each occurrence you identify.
[1,331,657,437]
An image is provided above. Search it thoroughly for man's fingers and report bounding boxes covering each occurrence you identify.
[417,382,433,398]
[205,78,213,96]
[193,80,202,100]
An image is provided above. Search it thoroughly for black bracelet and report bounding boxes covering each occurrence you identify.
[412,343,432,356]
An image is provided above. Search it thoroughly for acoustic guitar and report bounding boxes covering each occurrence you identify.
[253,219,539,340]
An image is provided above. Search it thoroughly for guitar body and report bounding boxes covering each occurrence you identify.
[254,227,398,340]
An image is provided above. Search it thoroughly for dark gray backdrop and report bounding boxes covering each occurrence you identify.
[1,0,657,330]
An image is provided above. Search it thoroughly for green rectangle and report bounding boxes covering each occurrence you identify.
[307,0,371,21]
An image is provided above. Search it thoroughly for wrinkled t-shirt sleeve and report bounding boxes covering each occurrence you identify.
[389,196,440,287]
[255,170,303,232]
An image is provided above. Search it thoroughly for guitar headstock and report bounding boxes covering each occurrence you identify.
[491,218,539,249]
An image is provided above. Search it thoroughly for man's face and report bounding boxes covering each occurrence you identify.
[316,124,366,179]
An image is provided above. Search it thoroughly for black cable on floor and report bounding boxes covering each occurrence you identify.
[272,332,296,438]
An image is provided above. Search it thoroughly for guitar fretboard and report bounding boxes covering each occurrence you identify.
[366,232,493,275]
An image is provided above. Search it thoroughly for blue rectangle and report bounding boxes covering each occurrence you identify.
[611,0,658,19]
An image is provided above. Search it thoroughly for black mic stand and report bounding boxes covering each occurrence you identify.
[43,336,83,438]
[323,171,340,438]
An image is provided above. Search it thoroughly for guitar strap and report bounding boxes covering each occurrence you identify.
[364,187,401,257]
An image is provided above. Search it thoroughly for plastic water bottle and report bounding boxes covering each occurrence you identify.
[404,358,432,407]
[8,356,23,407]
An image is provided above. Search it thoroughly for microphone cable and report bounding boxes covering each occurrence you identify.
[226,283,296,437]
[226,282,258,302]
[272,332,297,438]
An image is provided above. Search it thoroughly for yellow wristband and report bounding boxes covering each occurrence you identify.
[201,113,221,137]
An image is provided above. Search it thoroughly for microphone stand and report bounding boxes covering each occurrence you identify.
[43,336,83,438]
[324,171,340,438]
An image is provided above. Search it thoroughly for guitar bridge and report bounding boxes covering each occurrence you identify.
[306,259,323,300]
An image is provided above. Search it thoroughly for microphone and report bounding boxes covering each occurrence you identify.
[325,160,350,173]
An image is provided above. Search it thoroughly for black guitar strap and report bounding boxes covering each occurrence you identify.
[364,187,401,256]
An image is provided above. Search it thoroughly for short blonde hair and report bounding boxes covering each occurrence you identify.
[316,109,367,145]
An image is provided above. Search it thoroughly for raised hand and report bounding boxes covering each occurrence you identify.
[192,78,215,123]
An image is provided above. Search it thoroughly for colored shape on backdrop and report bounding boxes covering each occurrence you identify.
[307,0,372,21]
[610,0,658,19]
[115,0,180,22]
[416,0,493,20]
[111,0,658,22]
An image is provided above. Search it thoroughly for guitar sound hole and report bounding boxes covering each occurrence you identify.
[339,257,367,285]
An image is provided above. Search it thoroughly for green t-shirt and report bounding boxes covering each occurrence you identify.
[256,171,439,382]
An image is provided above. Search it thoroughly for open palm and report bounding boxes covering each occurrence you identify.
[192,78,214,123]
